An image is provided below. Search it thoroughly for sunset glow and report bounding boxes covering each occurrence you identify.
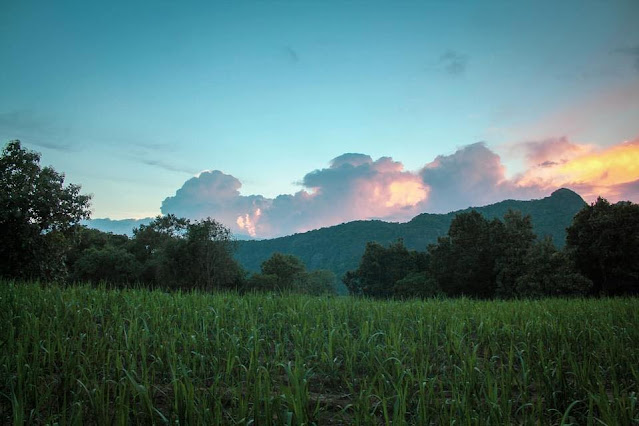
[385,181,429,207]
[517,140,639,201]
[558,141,639,186]
[236,208,262,237]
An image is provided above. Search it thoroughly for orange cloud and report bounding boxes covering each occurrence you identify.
[236,208,262,237]
[385,180,429,207]
[163,140,639,239]
[517,138,639,201]
[558,141,639,186]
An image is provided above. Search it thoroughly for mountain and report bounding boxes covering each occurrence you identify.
[234,189,587,290]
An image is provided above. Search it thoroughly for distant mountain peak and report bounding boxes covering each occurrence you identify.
[550,188,586,202]
[234,190,588,293]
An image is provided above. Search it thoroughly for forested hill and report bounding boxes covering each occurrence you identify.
[234,188,587,281]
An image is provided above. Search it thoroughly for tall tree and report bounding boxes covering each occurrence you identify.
[566,197,639,295]
[129,215,243,291]
[429,211,499,298]
[261,253,306,290]
[494,210,537,298]
[344,239,423,298]
[183,218,242,291]
[515,237,592,297]
[0,140,91,280]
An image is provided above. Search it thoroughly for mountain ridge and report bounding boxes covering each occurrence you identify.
[234,189,587,288]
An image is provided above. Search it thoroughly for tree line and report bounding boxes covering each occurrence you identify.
[3,140,638,298]
[344,202,639,298]
[0,140,335,295]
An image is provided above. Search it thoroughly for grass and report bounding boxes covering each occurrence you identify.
[1,281,638,425]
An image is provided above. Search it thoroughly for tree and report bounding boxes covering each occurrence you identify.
[295,270,337,295]
[515,237,592,297]
[494,210,537,298]
[72,246,142,285]
[429,211,500,298]
[0,140,91,280]
[260,253,306,290]
[183,218,242,291]
[245,273,280,292]
[393,271,441,299]
[130,216,243,291]
[343,240,424,298]
[566,197,639,295]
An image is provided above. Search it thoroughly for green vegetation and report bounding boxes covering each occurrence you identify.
[246,253,336,295]
[345,210,594,299]
[234,189,587,288]
[0,140,91,281]
[2,281,638,424]
[566,197,639,295]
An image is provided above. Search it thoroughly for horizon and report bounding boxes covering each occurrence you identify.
[84,186,582,240]
[2,1,638,238]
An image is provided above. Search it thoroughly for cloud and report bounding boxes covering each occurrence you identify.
[0,110,75,151]
[126,140,196,174]
[516,137,592,167]
[419,142,545,212]
[439,50,468,76]
[139,158,199,174]
[160,138,639,238]
[161,170,269,237]
[161,155,429,238]
[516,137,639,201]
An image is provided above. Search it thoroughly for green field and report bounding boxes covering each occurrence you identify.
[1,282,638,425]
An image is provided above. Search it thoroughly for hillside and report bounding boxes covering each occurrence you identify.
[234,189,586,284]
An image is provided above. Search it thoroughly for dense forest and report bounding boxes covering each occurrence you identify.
[234,188,587,289]
[2,140,639,298]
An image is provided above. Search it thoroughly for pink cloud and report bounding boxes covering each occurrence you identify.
[161,138,639,238]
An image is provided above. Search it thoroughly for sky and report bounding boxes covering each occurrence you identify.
[1,1,638,238]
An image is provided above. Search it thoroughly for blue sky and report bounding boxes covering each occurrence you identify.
[1,1,638,236]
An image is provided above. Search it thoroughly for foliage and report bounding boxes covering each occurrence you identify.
[181,218,241,291]
[64,215,244,291]
[494,210,537,298]
[2,281,638,424]
[294,269,336,296]
[348,208,594,300]
[428,211,501,298]
[72,246,142,285]
[393,271,441,299]
[235,188,586,287]
[245,273,281,292]
[248,253,336,295]
[261,253,306,290]
[343,240,426,298]
[566,197,639,295]
[0,140,91,281]
[515,237,592,297]
[138,216,243,291]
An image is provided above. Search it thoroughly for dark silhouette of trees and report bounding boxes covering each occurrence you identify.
[343,239,427,298]
[72,246,142,285]
[0,140,91,281]
[130,216,242,291]
[346,208,595,299]
[566,197,639,295]
[295,269,336,295]
[393,272,441,299]
[494,210,537,298]
[261,253,306,290]
[428,211,501,298]
[247,253,336,294]
[515,237,592,297]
